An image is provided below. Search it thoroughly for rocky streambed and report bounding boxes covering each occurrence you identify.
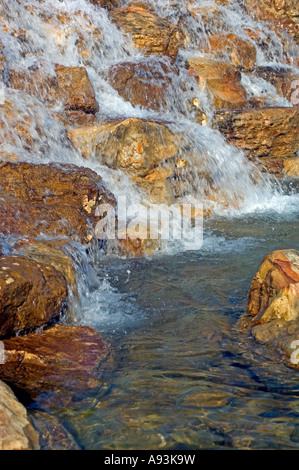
[0,0,298,450]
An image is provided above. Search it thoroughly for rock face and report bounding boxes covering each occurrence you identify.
[0,380,40,450]
[0,256,67,339]
[108,58,177,111]
[247,249,299,367]
[244,0,299,44]
[214,107,299,160]
[0,162,115,244]
[0,325,108,401]
[187,57,248,111]
[204,33,257,70]
[67,118,178,176]
[110,7,182,61]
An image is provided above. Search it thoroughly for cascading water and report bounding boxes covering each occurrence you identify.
[0,0,299,450]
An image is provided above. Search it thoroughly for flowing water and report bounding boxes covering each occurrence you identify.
[0,0,299,450]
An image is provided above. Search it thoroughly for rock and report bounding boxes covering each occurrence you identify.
[67,118,178,177]
[109,7,182,62]
[204,33,257,70]
[214,107,299,159]
[0,380,39,450]
[0,325,108,402]
[0,42,6,77]
[9,65,99,116]
[187,57,248,111]
[283,156,299,176]
[247,249,299,367]
[29,410,80,450]
[244,0,299,44]
[248,66,299,103]
[0,255,67,338]
[108,58,177,112]
[0,162,115,244]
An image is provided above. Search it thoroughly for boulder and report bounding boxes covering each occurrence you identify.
[0,380,39,450]
[108,58,177,112]
[0,162,115,244]
[214,107,299,159]
[247,249,299,367]
[187,57,248,111]
[0,255,67,338]
[0,325,108,401]
[109,7,182,62]
[247,66,299,103]
[67,118,178,177]
[204,33,257,70]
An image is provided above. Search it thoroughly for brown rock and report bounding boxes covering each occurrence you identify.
[214,107,299,159]
[110,7,182,62]
[187,57,248,111]
[0,255,67,338]
[67,118,178,176]
[244,0,299,44]
[246,249,299,367]
[249,66,299,103]
[204,33,257,70]
[108,58,177,111]
[0,325,108,401]
[0,380,39,450]
[283,156,299,176]
[0,162,115,244]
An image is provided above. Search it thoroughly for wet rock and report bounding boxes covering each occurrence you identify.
[0,379,40,450]
[248,66,299,103]
[0,255,67,338]
[244,0,299,44]
[0,325,108,401]
[204,33,257,70]
[108,58,177,112]
[109,7,182,62]
[67,118,178,177]
[0,162,115,244]
[247,249,299,367]
[213,107,299,159]
[29,410,81,450]
[283,156,299,176]
[9,64,99,117]
[187,57,248,111]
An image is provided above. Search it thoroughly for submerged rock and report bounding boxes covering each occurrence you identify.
[67,118,178,177]
[246,249,299,367]
[109,7,182,62]
[0,162,115,244]
[214,107,299,160]
[187,57,248,111]
[0,379,39,450]
[0,255,67,339]
[0,325,108,401]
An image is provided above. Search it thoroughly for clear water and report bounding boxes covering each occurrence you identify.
[0,0,298,450]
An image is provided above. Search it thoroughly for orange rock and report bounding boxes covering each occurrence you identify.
[187,57,248,111]
[204,33,257,70]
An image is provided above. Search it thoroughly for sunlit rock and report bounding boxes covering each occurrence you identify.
[0,380,39,450]
[109,7,182,62]
[203,33,257,70]
[0,255,67,338]
[246,249,299,367]
[0,325,108,402]
[0,162,115,244]
[67,118,178,177]
[187,57,248,111]
[214,107,299,160]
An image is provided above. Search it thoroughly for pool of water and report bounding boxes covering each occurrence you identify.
[28,209,299,450]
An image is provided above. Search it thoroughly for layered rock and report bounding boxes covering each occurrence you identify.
[214,107,299,164]
[204,33,257,70]
[187,57,248,111]
[108,58,177,112]
[0,325,108,401]
[0,256,67,338]
[67,118,178,177]
[0,162,115,244]
[109,7,182,62]
[246,249,299,367]
[0,380,40,450]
